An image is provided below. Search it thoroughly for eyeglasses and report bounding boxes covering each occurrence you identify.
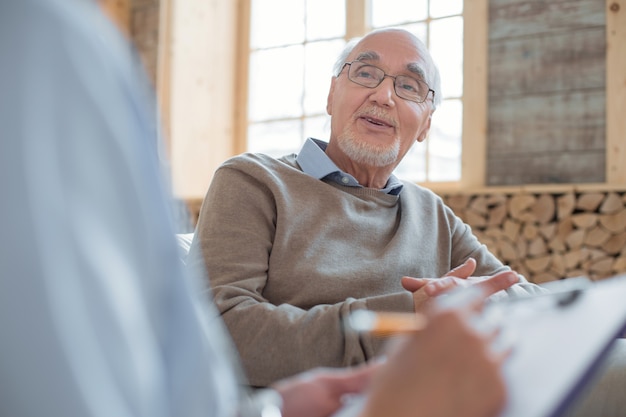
[341,61,435,104]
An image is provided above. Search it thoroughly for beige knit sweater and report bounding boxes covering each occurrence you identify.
[188,152,543,387]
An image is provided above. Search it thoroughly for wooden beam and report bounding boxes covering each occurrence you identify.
[346,0,368,38]
[157,0,172,155]
[234,0,251,155]
[606,0,626,184]
[462,0,489,188]
[169,0,238,198]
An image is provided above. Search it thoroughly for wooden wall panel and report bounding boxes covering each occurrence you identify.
[490,0,604,39]
[487,0,606,186]
[487,150,605,184]
[489,28,605,96]
[488,91,605,154]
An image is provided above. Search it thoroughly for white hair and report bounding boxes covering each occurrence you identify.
[331,29,442,109]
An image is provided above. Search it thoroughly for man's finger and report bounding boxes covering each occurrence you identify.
[401,276,432,292]
[423,276,459,297]
[443,257,476,279]
[474,271,519,297]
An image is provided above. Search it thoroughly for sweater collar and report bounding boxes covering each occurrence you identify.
[296,138,404,195]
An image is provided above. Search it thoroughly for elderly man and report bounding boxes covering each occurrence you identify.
[189,27,542,388]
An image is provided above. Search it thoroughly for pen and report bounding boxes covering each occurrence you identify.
[347,310,428,337]
[348,278,592,337]
[347,286,485,337]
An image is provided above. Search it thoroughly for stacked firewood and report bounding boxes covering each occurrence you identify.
[442,190,626,284]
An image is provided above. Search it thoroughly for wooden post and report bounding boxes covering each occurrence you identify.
[157,0,172,155]
[462,0,488,188]
[346,0,368,38]
[606,0,626,184]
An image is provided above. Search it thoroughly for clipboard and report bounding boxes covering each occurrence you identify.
[333,274,626,417]
[495,274,626,417]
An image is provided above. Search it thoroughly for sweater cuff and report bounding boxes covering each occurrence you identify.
[364,291,414,313]
[359,292,415,359]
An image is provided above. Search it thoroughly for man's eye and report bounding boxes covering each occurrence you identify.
[399,82,418,92]
[356,69,376,79]
[398,78,420,93]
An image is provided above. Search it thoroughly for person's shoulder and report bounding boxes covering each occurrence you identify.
[399,180,461,214]
[399,182,465,226]
[399,180,444,202]
[219,152,299,172]
[213,152,301,190]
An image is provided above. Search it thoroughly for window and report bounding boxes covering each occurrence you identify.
[247,0,345,157]
[246,0,464,183]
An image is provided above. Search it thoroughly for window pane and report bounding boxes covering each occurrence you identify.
[306,0,345,40]
[304,114,332,142]
[248,120,303,156]
[304,40,345,115]
[370,0,428,27]
[430,16,463,98]
[247,0,466,184]
[430,0,463,19]
[251,0,305,48]
[394,141,427,182]
[428,153,461,182]
[428,99,462,181]
[249,46,304,121]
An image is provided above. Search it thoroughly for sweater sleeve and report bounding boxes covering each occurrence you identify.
[187,158,414,387]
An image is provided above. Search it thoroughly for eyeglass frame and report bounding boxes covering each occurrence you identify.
[340,61,435,104]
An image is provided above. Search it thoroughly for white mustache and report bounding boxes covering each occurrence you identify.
[355,107,397,128]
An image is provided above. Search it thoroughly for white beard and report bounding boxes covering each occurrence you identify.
[336,129,400,167]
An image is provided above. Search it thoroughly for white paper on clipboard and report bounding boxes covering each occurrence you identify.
[497,274,626,417]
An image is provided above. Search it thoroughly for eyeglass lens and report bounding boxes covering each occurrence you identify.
[347,62,430,103]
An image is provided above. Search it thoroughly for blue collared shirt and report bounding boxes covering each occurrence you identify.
[295,138,404,195]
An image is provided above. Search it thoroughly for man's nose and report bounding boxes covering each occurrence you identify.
[369,76,396,106]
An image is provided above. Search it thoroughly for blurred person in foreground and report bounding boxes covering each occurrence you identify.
[0,1,508,417]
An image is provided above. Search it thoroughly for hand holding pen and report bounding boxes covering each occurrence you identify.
[354,287,509,417]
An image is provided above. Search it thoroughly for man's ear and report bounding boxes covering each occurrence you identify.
[326,77,337,115]
[416,112,433,143]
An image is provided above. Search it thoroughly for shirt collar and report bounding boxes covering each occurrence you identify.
[296,138,404,195]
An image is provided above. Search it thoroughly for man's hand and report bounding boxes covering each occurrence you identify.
[400,258,519,311]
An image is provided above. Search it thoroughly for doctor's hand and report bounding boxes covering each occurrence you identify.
[360,292,508,417]
[272,361,380,417]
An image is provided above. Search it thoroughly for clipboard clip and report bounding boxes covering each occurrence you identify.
[504,276,593,308]
[476,277,594,354]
